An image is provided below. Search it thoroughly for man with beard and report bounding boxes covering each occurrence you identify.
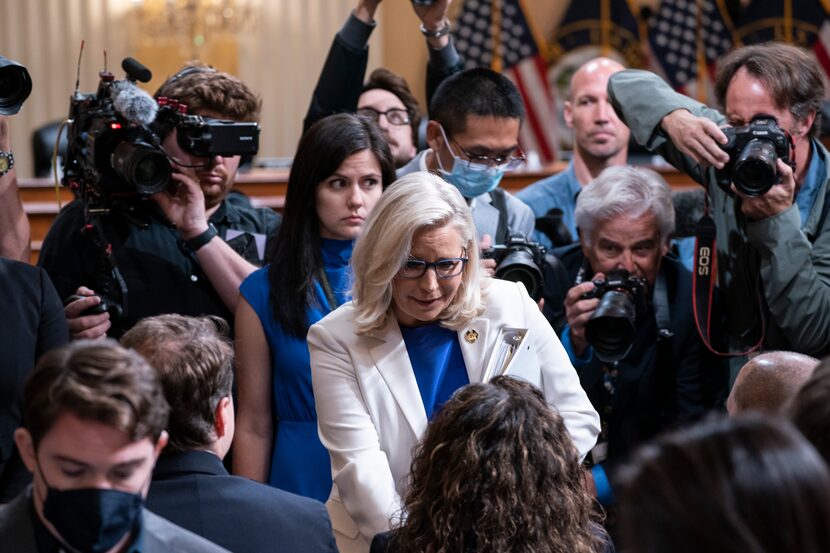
[517,57,629,250]
[39,64,280,339]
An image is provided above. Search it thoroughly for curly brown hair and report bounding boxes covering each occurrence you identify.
[154,61,261,122]
[387,376,603,553]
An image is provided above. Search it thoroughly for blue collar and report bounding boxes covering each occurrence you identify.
[795,139,824,228]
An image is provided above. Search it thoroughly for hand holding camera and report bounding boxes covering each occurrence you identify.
[564,276,603,358]
[63,286,114,340]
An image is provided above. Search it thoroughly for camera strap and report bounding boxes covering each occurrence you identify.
[653,271,673,340]
[488,188,509,245]
[692,199,764,356]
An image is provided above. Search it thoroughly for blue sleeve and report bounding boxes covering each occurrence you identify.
[240,266,271,317]
[561,324,594,368]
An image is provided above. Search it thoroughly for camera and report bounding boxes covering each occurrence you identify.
[0,55,31,115]
[63,57,260,208]
[715,116,794,197]
[581,269,647,363]
[482,234,546,301]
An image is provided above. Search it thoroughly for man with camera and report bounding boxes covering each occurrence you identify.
[39,64,279,339]
[608,42,830,357]
[552,165,720,504]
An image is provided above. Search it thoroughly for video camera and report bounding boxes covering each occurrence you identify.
[581,269,647,363]
[715,116,794,197]
[482,234,546,301]
[62,57,259,210]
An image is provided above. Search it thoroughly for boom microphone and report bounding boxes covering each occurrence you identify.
[111,80,158,126]
[122,57,152,83]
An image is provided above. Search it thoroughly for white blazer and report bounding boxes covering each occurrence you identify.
[308,279,600,553]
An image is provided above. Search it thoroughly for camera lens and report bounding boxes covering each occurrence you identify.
[111,140,171,196]
[495,248,544,301]
[733,138,777,196]
[585,290,637,362]
[0,56,32,115]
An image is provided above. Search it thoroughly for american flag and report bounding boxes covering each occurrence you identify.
[453,0,559,164]
[648,0,734,94]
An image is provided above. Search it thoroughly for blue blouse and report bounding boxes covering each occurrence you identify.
[400,322,469,420]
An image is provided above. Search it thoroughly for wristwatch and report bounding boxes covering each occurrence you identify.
[0,151,14,177]
[185,223,218,252]
[420,19,451,39]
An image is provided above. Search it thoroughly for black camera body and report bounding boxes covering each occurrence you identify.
[176,115,259,158]
[581,269,647,363]
[715,116,794,197]
[482,234,546,301]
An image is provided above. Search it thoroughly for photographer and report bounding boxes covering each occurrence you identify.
[608,43,830,356]
[553,166,721,502]
[39,63,279,339]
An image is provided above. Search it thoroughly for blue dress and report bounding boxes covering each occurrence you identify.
[239,238,353,502]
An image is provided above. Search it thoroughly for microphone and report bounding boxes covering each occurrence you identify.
[111,80,158,126]
[122,57,152,83]
[672,189,706,238]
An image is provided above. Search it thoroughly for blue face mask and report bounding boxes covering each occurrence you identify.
[436,127,505,199]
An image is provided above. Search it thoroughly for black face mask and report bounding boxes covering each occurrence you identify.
[42,486,143,553]
[35,458,144,553]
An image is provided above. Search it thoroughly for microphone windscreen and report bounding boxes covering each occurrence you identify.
[111,81,158,126]
[122,57,152,83]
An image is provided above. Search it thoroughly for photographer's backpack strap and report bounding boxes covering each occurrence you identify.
[488,188,509,245]
[653,271,673,340]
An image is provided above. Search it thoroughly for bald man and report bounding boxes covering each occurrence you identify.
[518,57,629,249]
[727,351,819,415]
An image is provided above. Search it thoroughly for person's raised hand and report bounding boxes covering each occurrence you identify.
[153,168,209,240]
[735,158,796,220]
[354,0,383,23]
[661,109,729,169]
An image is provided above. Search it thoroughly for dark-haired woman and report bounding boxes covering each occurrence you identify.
[233,113,395,501]
[374,376,606,553]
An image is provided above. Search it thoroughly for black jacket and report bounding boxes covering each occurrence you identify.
[146,450,337,553]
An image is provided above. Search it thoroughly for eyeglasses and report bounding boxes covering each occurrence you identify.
[451,139,526,171]
[437,124,526,171]
[357,107,411,126]
[398,256,468,279]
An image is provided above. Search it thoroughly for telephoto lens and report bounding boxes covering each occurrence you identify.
[0,55,31,115]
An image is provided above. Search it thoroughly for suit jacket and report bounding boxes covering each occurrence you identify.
[146,450,337,553]
[0,486,230,553]
[308,279,600,553]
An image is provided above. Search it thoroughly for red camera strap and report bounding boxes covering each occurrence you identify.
[692,196,765,356]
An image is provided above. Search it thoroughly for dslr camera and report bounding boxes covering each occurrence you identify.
[63,57,259,210]
[482,234,546,301]
[581,269,647,363]
[714,116,794,197]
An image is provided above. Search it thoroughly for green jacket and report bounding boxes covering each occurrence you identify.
[608,69,830,356]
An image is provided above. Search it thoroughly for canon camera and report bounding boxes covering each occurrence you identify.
[582,269,647,363]
[482,234,546,301]
[715,116,794,197]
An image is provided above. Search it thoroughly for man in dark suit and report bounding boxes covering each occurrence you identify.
[1,340,228,552]
[122,314,337,553]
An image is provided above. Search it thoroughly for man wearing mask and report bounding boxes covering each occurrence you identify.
[397,67,534,247]
[0,340,228,552]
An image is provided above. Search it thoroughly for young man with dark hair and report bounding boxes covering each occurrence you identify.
[122,314,337,553]
[304,0,462,167]
[1,340,228,552]
[398,66,534,246]
[39,64,280,340]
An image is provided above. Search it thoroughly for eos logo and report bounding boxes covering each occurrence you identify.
[698,246,711,276]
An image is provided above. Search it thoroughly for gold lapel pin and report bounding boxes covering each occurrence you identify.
[464,329,479,343]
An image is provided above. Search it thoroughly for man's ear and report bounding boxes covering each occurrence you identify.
[794,111,816,138]
[14,428,36,473]
[425,120,445,153]
[563,101,574,129]
[214,396,232,439]
[153,431,169,461]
